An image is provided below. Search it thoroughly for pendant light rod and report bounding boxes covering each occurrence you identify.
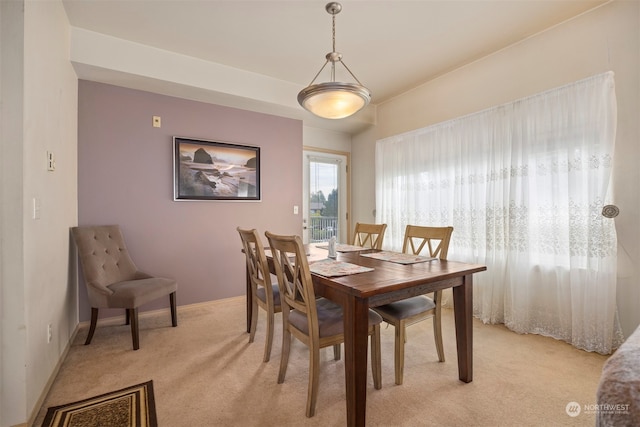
[329,2,339,53]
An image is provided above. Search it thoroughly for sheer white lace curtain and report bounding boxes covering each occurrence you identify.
[376,72,623,354]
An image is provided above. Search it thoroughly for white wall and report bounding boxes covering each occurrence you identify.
[0,1,78,425]
[303,125,351,153]
[1,2,27,425]
[23,0,79,420]
[352,0,640,337]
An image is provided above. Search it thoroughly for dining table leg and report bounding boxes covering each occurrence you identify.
[452,274,473,383]
[342,295,370,427]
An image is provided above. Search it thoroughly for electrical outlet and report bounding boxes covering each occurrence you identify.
[47,324,52,343]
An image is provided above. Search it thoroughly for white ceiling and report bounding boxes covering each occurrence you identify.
[62,0,608,132]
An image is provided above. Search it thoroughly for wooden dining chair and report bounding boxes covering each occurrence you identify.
[352,222,387,249]
[265,231,382,417]
[237,227,282,362]
[372,225,454,385]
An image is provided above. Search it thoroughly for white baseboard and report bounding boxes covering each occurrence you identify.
[28,325,80,427]
[78,295,246,328]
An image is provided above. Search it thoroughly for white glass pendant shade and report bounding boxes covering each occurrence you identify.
[298,82,371,119]
[298,2,370,119]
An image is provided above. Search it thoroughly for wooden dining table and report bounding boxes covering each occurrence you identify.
[245,245,487,426]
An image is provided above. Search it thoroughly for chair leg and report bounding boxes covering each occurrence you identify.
[130,308,140,350]
[433,306,445,362]
[263,309,274,362]
[395,320,406,385]
[333,344,341,361]
[371,324,382,390]
[249,294,258,344]
[125,309,130,325]
[307,345,320,418]
[170,292,178,327]
[278,326,291,384]
[85,307,99,345]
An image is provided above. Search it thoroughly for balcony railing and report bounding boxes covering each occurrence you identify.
[309,216,338,243]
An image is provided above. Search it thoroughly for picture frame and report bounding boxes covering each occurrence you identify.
[173,136,261,201]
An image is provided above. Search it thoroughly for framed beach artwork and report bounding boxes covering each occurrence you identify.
[173,136,261,201]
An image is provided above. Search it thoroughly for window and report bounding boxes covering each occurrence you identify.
[376,72,622,354]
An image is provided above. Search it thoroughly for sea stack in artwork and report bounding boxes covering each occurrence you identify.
[193,148,213,164]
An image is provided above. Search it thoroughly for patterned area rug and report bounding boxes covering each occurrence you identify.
[42,380,157,427]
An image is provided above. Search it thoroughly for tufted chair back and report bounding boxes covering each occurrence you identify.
[73,225,141,307]
[71,224,178,350]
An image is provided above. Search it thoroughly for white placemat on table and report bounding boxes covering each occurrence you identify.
[359,251,437,265]
[315,243,367,252]
[309,259,374,277]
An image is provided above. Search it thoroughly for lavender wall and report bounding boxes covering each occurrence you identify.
[77,80,303,321]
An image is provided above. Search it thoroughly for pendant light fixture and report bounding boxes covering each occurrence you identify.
[297,2,371,119]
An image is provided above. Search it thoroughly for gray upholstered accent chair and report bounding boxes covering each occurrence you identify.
[372,225,453,385]
[265,231,382,418]
[71,225,177,350]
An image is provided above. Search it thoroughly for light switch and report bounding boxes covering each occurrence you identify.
[47,151,55,171]
[33,198,41,220]
[293,205,299,215]
[152,116,161,128]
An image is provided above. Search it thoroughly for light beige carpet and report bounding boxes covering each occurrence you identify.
[34,297,608,426]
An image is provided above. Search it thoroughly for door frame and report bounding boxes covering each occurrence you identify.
[302,146,351,244]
